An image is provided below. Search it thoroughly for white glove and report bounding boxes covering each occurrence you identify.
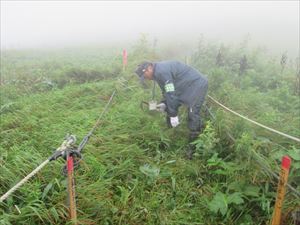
[156,103,166,112]
[170,116,180,127]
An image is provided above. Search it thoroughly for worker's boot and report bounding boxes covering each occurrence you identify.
[186,144,196,160]
[185,131,199,160]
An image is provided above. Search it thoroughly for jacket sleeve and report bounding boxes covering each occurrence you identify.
[158,72,180,117]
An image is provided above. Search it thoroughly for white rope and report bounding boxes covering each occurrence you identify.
[0,137,76,202]
[0,91,116,203]
[208,95,300,143]
[204,105,300,198]
[0,159,50,202]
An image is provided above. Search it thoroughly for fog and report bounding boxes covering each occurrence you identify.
[1,1,299,57]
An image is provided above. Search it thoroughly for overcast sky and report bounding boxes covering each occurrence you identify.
[1,1,299,56]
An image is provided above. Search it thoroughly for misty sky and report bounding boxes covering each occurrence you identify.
[1,1,299,56]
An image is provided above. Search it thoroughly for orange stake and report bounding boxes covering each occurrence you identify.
[67,153,77,224]
[123,49,127,71]
[271,156,291,225]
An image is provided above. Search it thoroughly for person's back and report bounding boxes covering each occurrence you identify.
[153,60,208,106]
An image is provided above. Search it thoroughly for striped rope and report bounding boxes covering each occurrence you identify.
[0,137,76,202]
[207,95,300,143]
[0,159,50,202]
[204,105,300,198]
[0,91,116,203]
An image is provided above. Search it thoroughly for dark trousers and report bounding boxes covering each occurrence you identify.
[187,83,208,140]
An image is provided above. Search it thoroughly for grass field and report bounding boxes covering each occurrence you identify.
[1,38,299,224]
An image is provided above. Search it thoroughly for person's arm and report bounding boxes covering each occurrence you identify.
[158,72,180,117]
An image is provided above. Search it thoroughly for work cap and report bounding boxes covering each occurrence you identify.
[135,61,152,80]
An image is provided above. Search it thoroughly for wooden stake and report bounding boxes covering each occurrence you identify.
[67,153,77,224]
[271,156,291,225]
[122,49,127,71]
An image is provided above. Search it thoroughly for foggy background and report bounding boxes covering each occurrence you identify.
[1,1,299,57]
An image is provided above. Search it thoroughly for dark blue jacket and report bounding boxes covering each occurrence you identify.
[153,60,208,117]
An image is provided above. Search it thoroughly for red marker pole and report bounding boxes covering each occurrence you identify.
[67,153,77,224]
[122,49,127,71]
[271,156,291,225]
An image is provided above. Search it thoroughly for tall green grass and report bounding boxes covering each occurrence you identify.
[1,38,299,224]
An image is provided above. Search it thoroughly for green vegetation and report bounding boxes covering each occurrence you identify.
[1,37,299,224]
